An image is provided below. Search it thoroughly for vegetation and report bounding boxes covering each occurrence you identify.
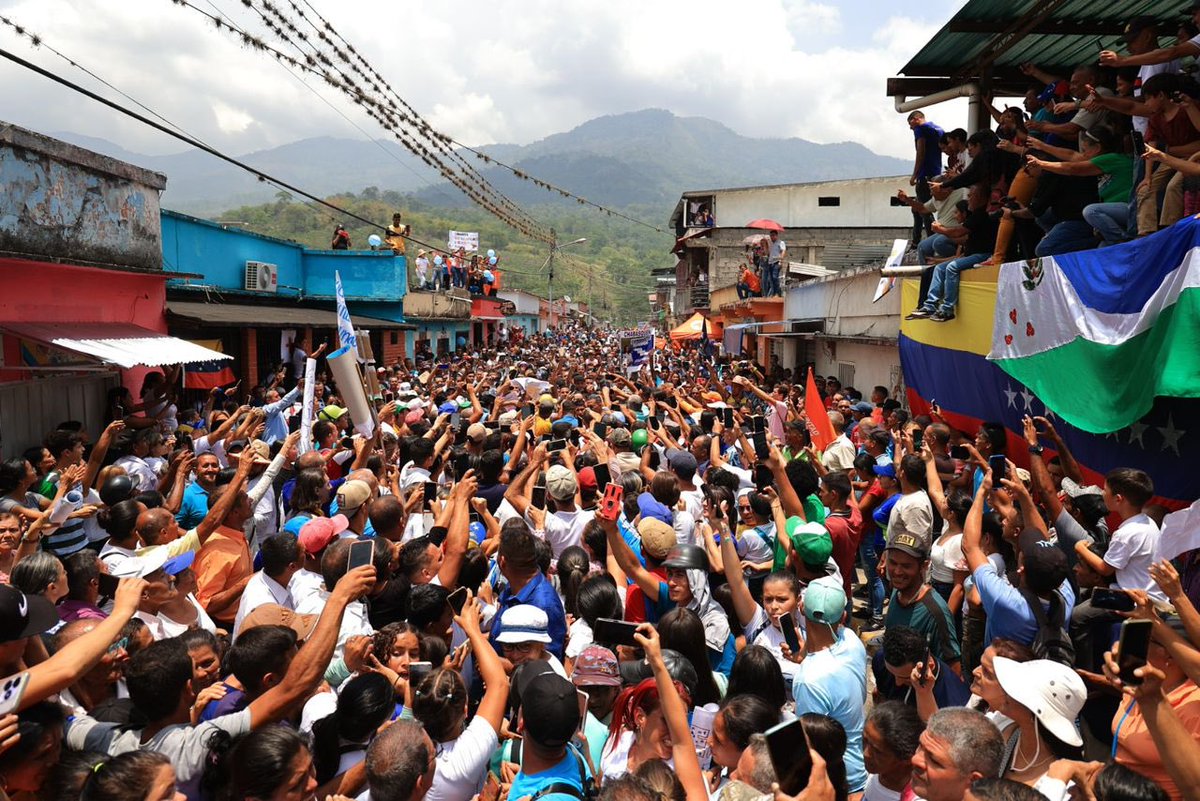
[218,188,664,326]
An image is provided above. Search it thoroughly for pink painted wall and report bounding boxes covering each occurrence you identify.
[0,258,167,390]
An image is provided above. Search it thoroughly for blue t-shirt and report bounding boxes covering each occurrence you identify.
[973,562,1076,646]
[509,748,591,801]
[913,121,945,179]
[792,626,869,792]
[176,482,209,530]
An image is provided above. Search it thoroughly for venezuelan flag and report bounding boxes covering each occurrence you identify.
[899,268,1198,509]
[183,339,236,390]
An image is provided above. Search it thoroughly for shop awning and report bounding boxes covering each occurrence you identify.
[2,322,231,369]
[167,300,414,329]
[671,228,715,254]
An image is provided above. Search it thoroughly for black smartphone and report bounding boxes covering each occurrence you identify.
[592,463,611,491]
[548,439,567,452]
[1117,619,1153,685]
[347,539,375,571]
[765,719,814,796]
[989,454,1007,486]
[97,572,121,598]
[778,613,801,655]
[409,661,433,685]
[469,510,482,527]
[531,484,547,510]
[569,429,581,446]
[593,617,641,647]
[950,445,969,460]
[522,403,535,419]
[752,430,769,459]
[722,407,735,427]
[423,481,438,510]
[912,428,924,450]
[594,422,609,440]
[340,435,354,449]
[455,451,472,478]
[447,586,469,616]
[754,463,774,492]
[648,416,660,431]
[752,415,765,433]
[1092,588,1136,612]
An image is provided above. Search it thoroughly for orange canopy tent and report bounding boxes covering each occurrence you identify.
[669,312,722,341]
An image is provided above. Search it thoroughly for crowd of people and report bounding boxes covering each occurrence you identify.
[902,8,1200,322]
[736,230,787,300]
[0,317,1195,801]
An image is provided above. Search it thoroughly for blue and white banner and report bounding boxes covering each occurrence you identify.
[335,271,357,352]
[624,332,653,373]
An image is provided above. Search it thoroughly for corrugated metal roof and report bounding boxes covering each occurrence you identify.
[901,0,1195,78]
[2,322,231,369]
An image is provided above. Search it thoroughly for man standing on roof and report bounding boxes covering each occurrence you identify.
[907,111,944,246]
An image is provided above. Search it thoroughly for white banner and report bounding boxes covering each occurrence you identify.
[448,230,479,252]
[298,357,317,454]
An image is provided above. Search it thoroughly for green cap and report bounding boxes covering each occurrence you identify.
[803,575,847,624]
[788,521,832,565]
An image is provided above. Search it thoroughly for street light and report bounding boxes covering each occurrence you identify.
[547,232,588,328]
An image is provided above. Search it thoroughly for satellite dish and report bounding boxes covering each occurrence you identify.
[563,295,572,303]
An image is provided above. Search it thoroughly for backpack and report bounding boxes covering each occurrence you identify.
[510,740,597,801]
[1019,587,1075,666]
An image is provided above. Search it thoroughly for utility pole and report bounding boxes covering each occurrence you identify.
[548,227,556,330]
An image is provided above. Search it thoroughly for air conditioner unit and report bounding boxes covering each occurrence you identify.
[245,261,278,293]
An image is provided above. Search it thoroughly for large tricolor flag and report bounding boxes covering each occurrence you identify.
[987,219,1200,434]
[183,339,236,389]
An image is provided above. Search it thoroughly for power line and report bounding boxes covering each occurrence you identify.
[0,44,467,258]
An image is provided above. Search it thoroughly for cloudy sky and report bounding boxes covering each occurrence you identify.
[0,0,968,160]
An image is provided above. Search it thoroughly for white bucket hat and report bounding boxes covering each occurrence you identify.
[495,604,552,644]
[993,657,1086,747]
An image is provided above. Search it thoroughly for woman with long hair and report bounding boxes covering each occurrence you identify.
[412,592,509,801]
[801,714,850,801]
[309,672,395,785]
[0,457,49,522]
[658,607,724,706]
[600,675,693,782]
[725,645,788,717]
[706,694,780,792]
[565,573,622,674]
[556,545,591,618]
[204,726,317,801]
[283,468,331,536]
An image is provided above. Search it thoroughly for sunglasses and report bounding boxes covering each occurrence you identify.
[107,637,128,654]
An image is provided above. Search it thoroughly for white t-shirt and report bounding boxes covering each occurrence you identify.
[529,507,595,558]
[742,604,805,680]
[566,618,595,660]
[426,716,500,801]
[1105,514,1167,603]
[862,774,903,801]
[929,532,965,584]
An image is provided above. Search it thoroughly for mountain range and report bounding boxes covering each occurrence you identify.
[55,109,909,215]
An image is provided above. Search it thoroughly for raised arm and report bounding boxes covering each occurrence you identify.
[437,471,476,589]
[248,565,376,727]
[719,522,762,629]
[454,592,509,732]
[598,513,660,601]
[961,474,992,573]
[635,625,710,801]
[21,578,147,710]
[84,420,124,490]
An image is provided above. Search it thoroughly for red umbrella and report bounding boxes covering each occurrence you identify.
[745,219,784,232]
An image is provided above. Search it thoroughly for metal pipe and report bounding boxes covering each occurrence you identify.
[893,82,981,114]
[881,265,928,277]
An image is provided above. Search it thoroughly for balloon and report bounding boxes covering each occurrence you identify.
[367,234,382,247]
[469,521,486,544]
[434,256,444,266]
[488,256,497,266]
[487,249,496,258]
[483,270,494,282]
[631,429,649,449]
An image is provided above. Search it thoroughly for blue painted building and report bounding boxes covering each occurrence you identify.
[160,210,414,384]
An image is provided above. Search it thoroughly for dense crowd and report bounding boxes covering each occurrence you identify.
[902,8,1200,322]
[0,318,1195,801]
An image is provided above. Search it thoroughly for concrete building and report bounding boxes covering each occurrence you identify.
[779,267,904,397]
[497,290,543,337]
[161,210,414,383]
[0,123,226,451]
[663,176,911,370]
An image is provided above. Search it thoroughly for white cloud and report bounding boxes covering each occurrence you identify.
[0,0,972,161]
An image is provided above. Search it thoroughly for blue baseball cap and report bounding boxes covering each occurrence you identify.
[873,463,897,479]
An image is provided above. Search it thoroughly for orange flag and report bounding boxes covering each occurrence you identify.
[804,367,836,451]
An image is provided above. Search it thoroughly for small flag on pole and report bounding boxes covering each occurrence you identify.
[335,271,357,351]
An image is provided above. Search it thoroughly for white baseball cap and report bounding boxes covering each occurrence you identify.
[495,604,552,644]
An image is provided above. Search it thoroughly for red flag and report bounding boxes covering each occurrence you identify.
[805,368,836,451]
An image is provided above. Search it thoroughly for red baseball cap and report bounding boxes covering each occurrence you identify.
[299,514,349,555]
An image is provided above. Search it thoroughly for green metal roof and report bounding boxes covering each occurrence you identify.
[899,0,1197,81]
